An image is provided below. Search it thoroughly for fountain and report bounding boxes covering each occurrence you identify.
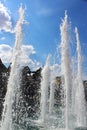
[60,12,73,130]
[49,80,55,115]
[40,55,51,124]
[75,27,87,129]
[0,6,24,130]
[0,5,87,130]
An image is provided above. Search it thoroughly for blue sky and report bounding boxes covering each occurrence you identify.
[0,0,87,77]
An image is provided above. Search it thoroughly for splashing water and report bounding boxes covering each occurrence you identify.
[40,55,51,124]
[60,12,73,130]
[75,27,87,128]
[49,81,55,115]
[0,6,24,130]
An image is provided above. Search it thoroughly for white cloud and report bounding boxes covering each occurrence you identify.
[20,45,36,66]
[50,63,61,81]
[20,45,42,69]
[31,60,42,71]
[0,44,13,63]
[0,44,42,70]
[22,45,36,55]
[0,2,12,32]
